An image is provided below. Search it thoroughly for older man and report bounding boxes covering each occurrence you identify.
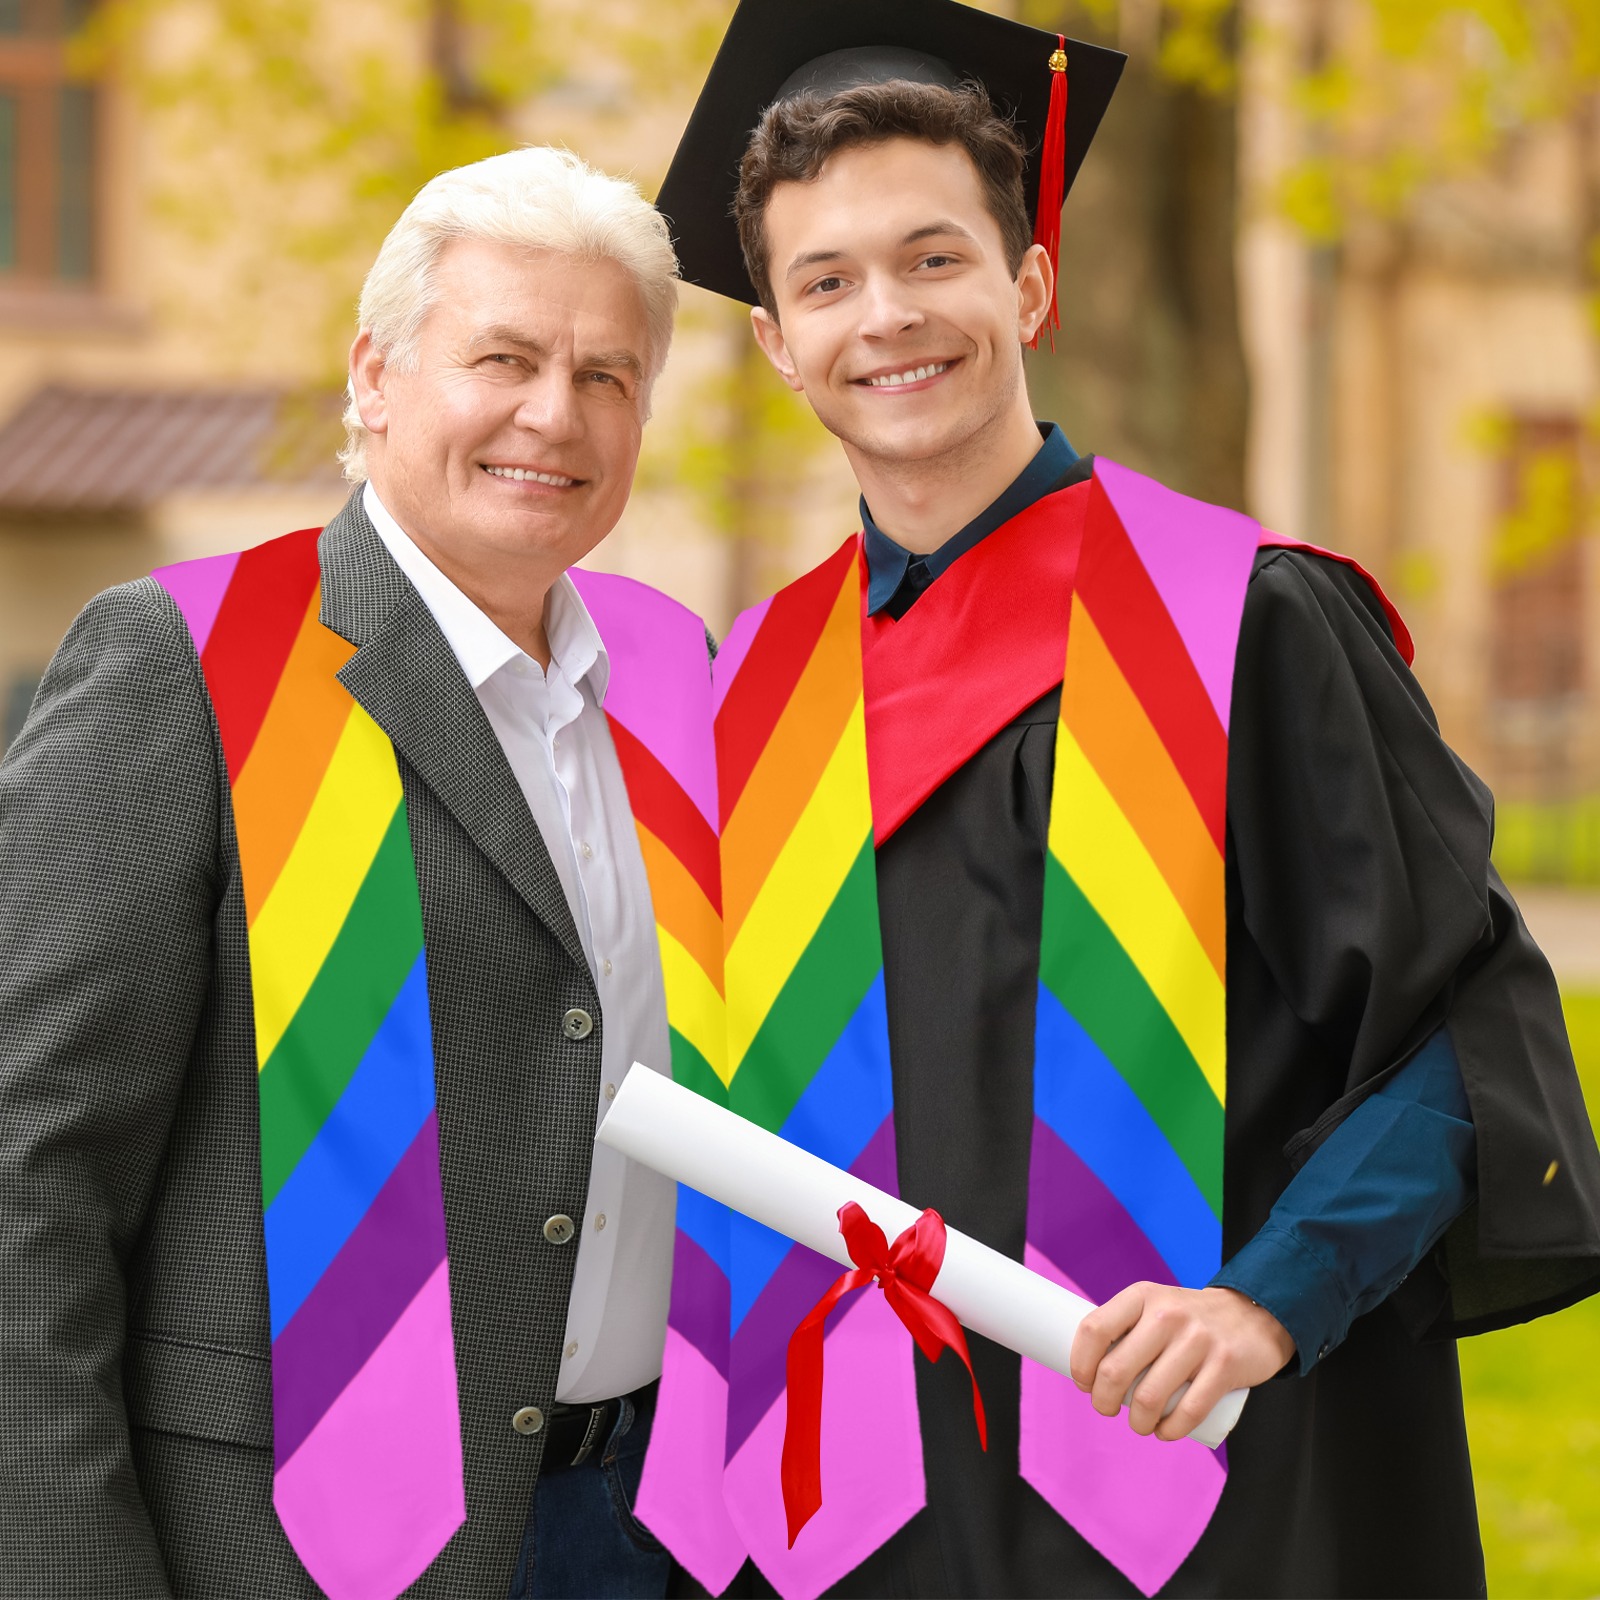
[0,147,706,1600]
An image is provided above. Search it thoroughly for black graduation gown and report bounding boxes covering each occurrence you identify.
[725,499,1600,1599]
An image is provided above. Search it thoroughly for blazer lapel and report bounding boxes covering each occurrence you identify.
[316,492,590,974]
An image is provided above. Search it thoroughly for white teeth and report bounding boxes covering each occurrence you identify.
[865,362,948,388]
[484,465,577,486]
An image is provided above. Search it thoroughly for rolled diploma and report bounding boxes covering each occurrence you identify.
[598,1064,1246,1448]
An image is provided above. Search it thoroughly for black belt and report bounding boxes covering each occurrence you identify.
[541,1379,658,1470]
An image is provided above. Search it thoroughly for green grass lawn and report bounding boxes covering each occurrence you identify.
[1459,991,1600,1597]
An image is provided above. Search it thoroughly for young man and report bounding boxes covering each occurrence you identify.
[637,2,1600,1596]
[0,148,710,1600]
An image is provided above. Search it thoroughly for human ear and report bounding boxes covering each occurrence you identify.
[349,330,391,435]
[750,305,805,394]
[1015,243,1054,346]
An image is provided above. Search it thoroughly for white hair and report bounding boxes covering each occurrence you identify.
[340,145,679,482]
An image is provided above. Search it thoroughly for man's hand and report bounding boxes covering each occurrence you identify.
[1068,1283,1296,1442]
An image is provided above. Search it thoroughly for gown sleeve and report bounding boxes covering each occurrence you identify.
[1226,548,1600,1338]
[1211,1025,1475,1369]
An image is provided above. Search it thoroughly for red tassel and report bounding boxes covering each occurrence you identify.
[1029,36,1069,352]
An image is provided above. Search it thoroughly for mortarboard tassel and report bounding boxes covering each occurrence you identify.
[1029,37,1069,351]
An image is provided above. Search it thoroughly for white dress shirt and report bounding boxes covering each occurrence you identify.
[363,483,674,1404]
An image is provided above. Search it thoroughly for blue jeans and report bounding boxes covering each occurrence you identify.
[508,1384,673,1600]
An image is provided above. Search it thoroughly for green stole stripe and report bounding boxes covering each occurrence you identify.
[1039,857,1225,1215]
[258,810,424,1205]
[729,837,881,1133]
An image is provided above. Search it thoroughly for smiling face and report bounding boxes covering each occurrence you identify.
[750,137,1049,476]
[352,236,652,594]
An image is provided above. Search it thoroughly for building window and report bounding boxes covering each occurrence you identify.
[1485,414,1596,882]
[1489,416,1587,708]
[0,0,97,285]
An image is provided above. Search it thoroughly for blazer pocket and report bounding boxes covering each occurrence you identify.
[125,1331,273,1451]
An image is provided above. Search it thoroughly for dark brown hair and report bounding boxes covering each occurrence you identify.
[734,79,1032,315]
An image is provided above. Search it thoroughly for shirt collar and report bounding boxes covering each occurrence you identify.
[862,422,1078,616]
[362,481,610,702]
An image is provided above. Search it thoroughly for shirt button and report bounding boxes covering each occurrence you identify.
[580,841,594,860]
[561,1008,593,1040]
[512,1405,545,1435]
[544,1214,576,1246]
[594,1213,607,1232]
[602,959,613,977]
[603,1083,617,1101]
[565,1341,579,1360]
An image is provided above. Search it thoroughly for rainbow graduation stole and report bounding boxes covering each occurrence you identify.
[155,529,465,1600]
[563,568,746,1567]
[637,461,1269,1600]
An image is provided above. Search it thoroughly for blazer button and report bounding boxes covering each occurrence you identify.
[561,1008,594,1041]
[544,1214,576,1245]
[512,1405,545,1435]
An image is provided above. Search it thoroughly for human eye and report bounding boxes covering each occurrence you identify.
[581,369,635,400]
[916,253,959,271]
[808,274,847,297]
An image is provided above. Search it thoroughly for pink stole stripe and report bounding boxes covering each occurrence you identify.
[1093,460,1259,734]
[723,1292,925,1600]
[273,1259,465,1600]
[1019,1247,1226,1597]
[570,568,719,828]
[153,549,240,655]
[636,1328,748,1594]
[710,595,773,715]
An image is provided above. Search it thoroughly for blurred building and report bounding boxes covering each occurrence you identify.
[1239,0,1600,882]
[5,0,1599,899]
[0,0,853,750]
[0,0,350,744]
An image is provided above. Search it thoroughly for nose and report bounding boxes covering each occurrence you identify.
[514,367,583,444]
[855,271,924,342]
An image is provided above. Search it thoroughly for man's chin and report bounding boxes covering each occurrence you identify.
[835,411,975,470]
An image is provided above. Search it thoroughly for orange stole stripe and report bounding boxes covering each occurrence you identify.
[720,562,860,944]
[1063,598,1226,981]
[637,821,724,997]
[231,588,359,924]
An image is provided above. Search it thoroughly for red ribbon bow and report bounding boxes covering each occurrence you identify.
[781,1203,988,1547]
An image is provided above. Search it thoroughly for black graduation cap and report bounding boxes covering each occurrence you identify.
[656,0,1127,315]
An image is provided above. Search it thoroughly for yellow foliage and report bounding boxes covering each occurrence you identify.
[1277,161,1343,244]
[1393,548,1441,603]
[58,0,831,556]
[1269,0,1600,244]
[1489,448,1588,581]
[1461,406,1516,456]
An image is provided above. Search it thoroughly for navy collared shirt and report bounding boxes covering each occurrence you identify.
[859,420,1478,1372]
[863,423,1079,618]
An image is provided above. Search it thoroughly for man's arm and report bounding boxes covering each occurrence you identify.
[0,580,221,1596]
[1070,1029,1475,1439]
[1209,1024,1475,1371]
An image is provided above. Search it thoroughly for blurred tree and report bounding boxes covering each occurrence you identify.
[1270,1,1600,576]
[1014,0,1600,529]
[75,0,1598,604]
[1016,0,1251,511]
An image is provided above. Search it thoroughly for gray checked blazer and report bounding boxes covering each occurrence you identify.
[0,493,636,1597]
